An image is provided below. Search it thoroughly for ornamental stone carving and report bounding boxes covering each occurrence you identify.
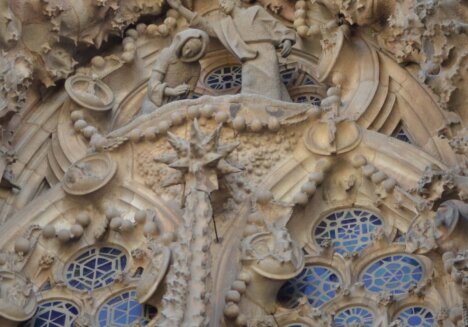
[0,0,466,326]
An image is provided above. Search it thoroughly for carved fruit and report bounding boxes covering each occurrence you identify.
[232,116,246,130]
[42,225,56,239]
[14,237,30,254]
[231,280,247,294]
[57,229,71,242]
[70,224,84,238]
[76,213,91,227]
[293,192,309,205]
[110,217,123,231]
[224,302,240,319]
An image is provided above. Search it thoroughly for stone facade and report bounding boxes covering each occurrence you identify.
[0,0,467,326]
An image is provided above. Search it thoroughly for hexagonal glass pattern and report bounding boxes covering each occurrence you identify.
[277,265,341,308]
[314,209,383,255]
[97,290,157,327]
[65,246,127,291]
[361,255,424,295]
[22,300,79,327]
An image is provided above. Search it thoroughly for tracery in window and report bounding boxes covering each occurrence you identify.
[334,307,374,327]
[394,306,435,327]
[361,255,424,295]
[392,123,413,144]
[97,290,157,327]
[293,94,321,106]
[22,300,79,327]
[314,209,383,255]
[205,65,242,91]
[65,246,128,291]
[277,265,341,308]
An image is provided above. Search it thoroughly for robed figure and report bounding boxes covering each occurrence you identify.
[168,0,296,101]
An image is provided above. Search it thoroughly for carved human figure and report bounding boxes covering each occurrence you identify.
[167,0,296,101]
[141,29,209,114]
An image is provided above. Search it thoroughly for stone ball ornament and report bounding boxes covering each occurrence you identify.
[62,153,117,196]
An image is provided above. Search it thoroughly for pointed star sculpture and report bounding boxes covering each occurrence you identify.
[154,119,241,193]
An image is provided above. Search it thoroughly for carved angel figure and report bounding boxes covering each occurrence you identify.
[141,28,209,114]
[168,0,296,101]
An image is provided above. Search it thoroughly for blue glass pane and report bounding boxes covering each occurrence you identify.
[314,209,383,255]
[293,95,321,105]
[334,307,374,327]
[277,265,341,308]
[206,66,242,91]
[392,124,413,144]
[21,301,79,327]
[97,290,157,327]
[395,307,435,327]
[361,255,423,295]
[65,246,128,291]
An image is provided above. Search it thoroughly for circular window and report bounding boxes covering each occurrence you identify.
[21,300,79,327]
[361,255,424,295]
[334,307,374,327]
[293,94,321,105]
[277,265,341,308]
[65,246,128,291]
[97,290,157,326]
[394,306,435,326]
[314,209,383,255]
[205,65,242,91]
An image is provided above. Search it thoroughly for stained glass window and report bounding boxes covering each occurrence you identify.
[392,123,413,144]
[97,290,157,327]
[293,94,321,106]
[65,246,128,291]
[395,306,435,327]
[334,307,374,327]
[280,69,297,87]
[22,300,79,327]
[205,65,242,90]
[361,255,424,295]
[277,265,341,308]
[303,75,317,85]
[314,209,383,255]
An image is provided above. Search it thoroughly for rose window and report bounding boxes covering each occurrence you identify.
[395,306,435,327]
[334,307,374,327]
[205,65,242,91]
[21,301,79,327]
[65,246,128,291]
[361,255,424,295]
[97,290,157,326]
[277,265,341,308]
[314,209,383,255]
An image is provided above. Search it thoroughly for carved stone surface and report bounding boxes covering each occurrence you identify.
[62,153,117,195]
[0,0,466,326]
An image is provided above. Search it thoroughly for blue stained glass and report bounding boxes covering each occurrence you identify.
[392,123,413,144]
[314,209,383,255]
[334,307,374,327]
[395,306,435,327]
[206,65,242,91]
[303,74,317,85]
[97,290,157,327]
[280,69,297,87]
[293,95,321,105]
[65,246,128,291]
[277,265,341,308]
[22,301,79,327]
[361,255,424,295]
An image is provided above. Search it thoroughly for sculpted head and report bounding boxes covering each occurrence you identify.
[219,0,237,14]
[181,38,203,60]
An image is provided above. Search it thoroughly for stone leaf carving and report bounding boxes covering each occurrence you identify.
[0,270,37,322]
